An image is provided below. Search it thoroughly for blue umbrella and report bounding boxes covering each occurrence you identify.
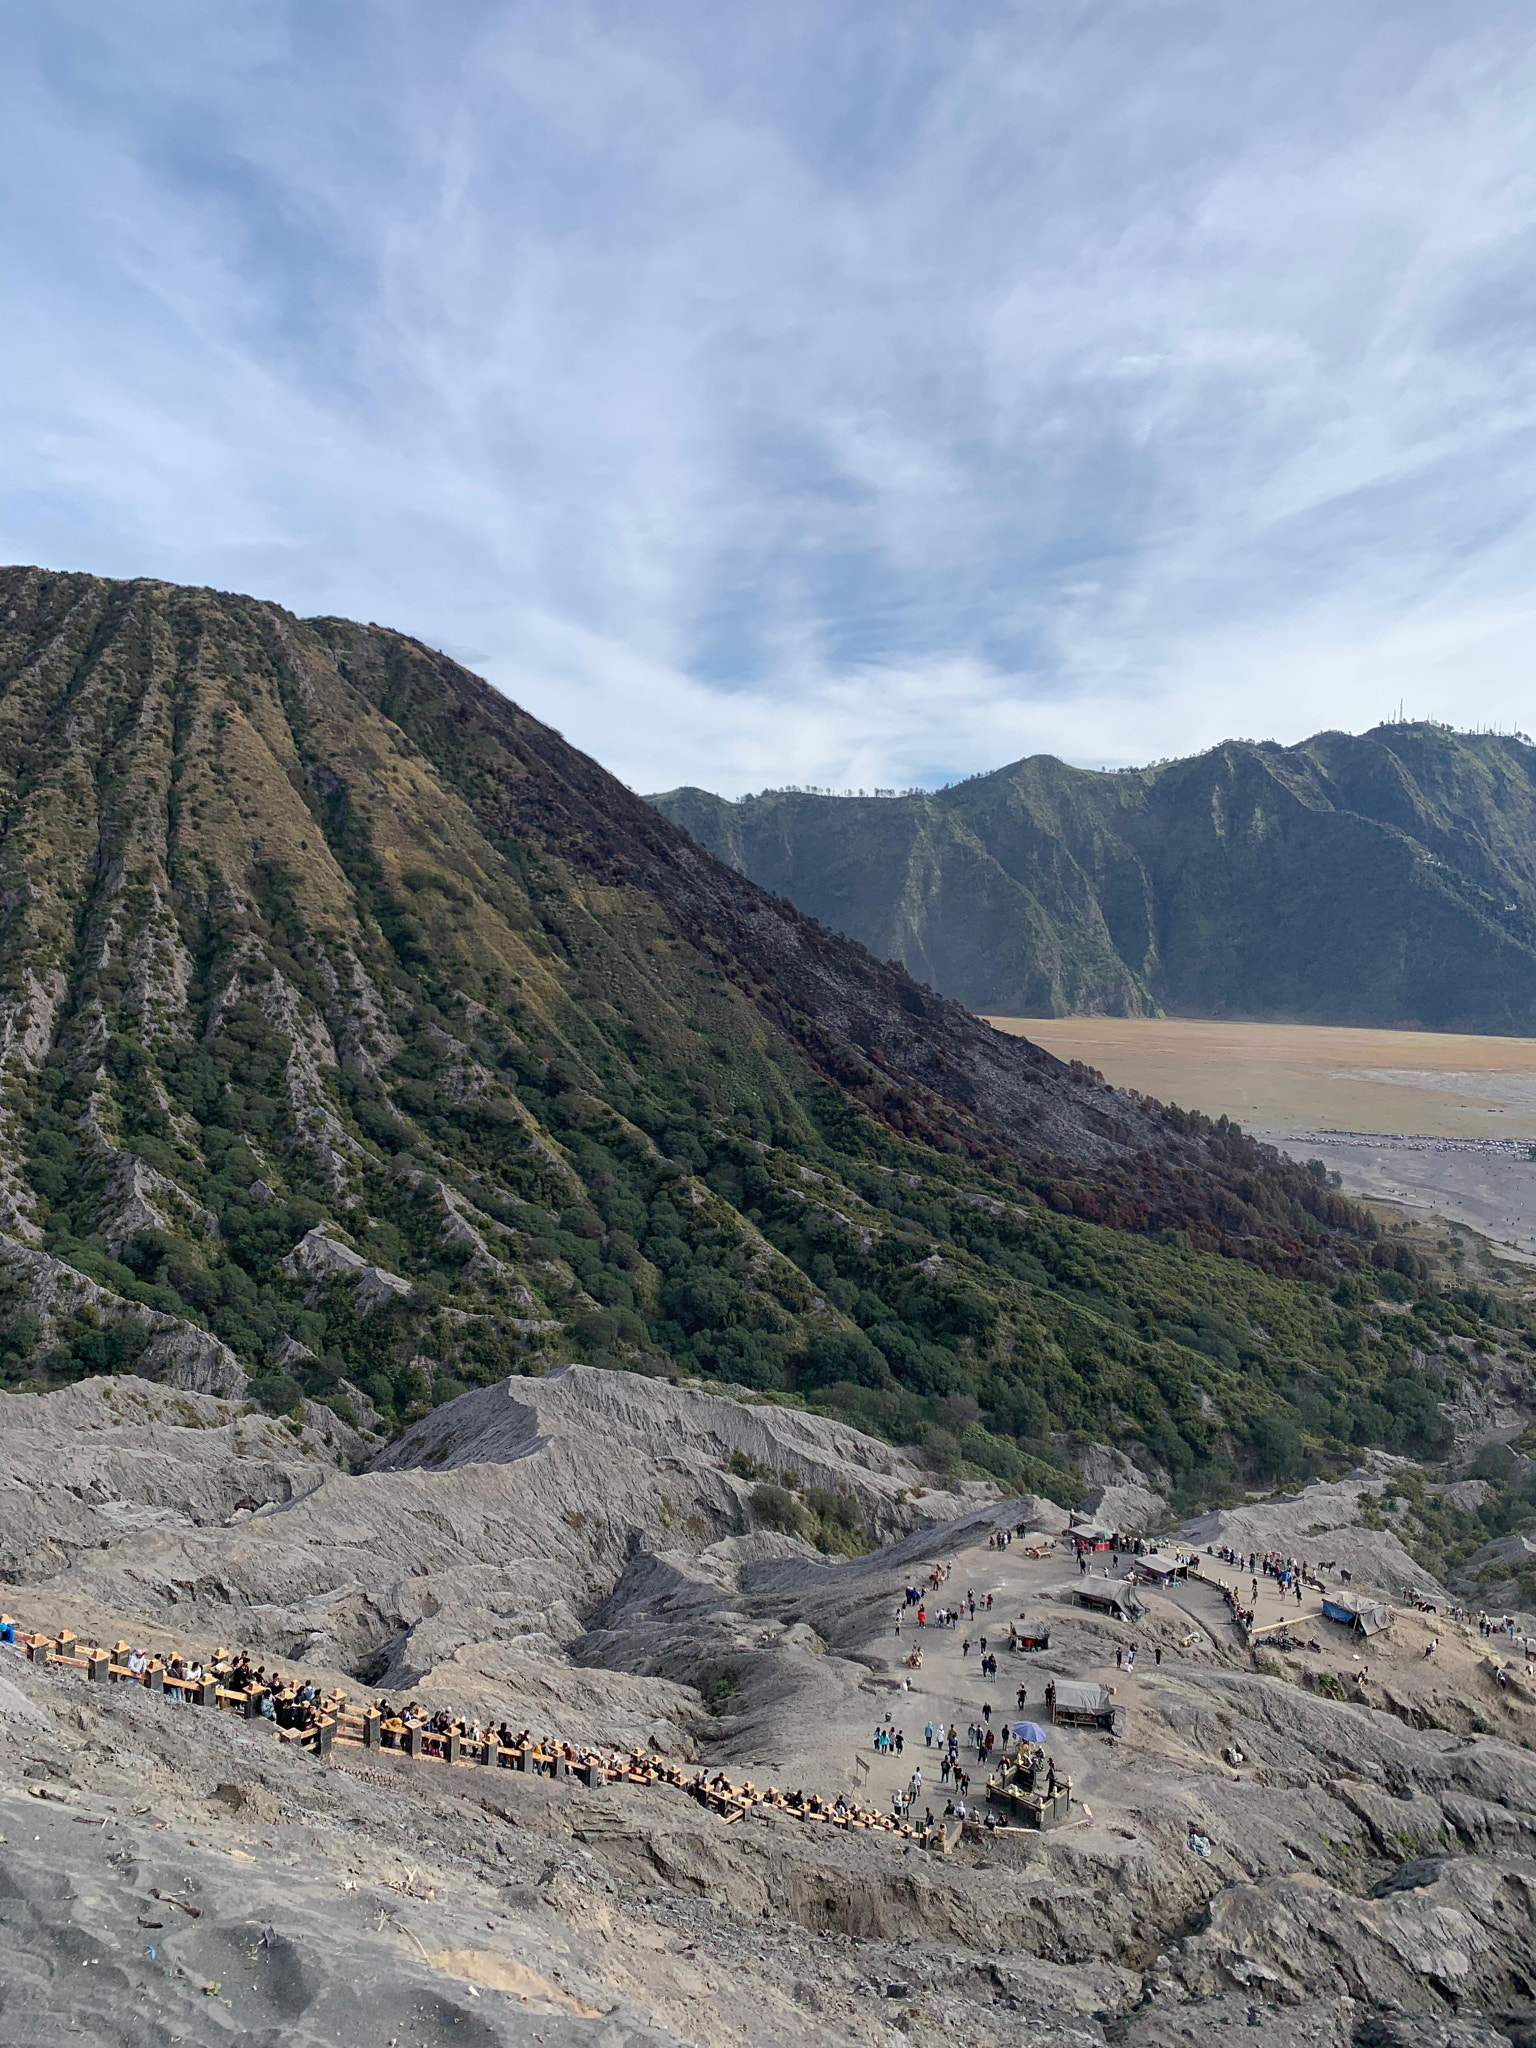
[1011,1721,1049,1744]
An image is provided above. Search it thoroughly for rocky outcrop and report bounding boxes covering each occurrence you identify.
[279,1226,413,1312]
[0,1377,347,1582]
[374,1363,984,1539]
[1081,1480,1166,1533]
[0,1233,246,1397]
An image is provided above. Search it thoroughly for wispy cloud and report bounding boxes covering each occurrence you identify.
[4,3,1536,793]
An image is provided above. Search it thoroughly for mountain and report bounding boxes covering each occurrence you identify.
[652,727,1536,1030]
[0,567,1489,1503]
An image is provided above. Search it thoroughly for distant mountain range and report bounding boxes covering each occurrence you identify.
[652,726,1536,1032]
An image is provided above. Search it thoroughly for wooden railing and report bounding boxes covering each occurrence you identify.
[2,1619,971,1847]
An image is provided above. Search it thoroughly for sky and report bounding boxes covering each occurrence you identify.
[4,3,1536,797]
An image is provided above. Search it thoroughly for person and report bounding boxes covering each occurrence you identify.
[925,1719,934,1747]
[1115,1646,1123,1670]
[895,1728,904,1756]
[1016,1685,1028,1709]
[1154,1645,1162,1666]
[1125,1645,1135,1673]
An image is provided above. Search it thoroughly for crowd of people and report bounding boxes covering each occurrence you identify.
[898,1581,996,1636]
[3,1620,982,1848]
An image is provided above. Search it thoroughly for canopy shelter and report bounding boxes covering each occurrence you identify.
[1322,1593,1394,1637]
[1046,1679,1123,1732]
[1010,1618,1051,1651]
[1130,1556,1188,1586]
[1076,1582,1144,1623]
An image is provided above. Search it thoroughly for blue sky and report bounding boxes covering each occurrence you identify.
[4,4,1536,795]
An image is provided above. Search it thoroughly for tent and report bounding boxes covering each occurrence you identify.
[1322,1592,1394,1637]
[1046,1679,1121,1731]
[1010,1618,1051,1651]
[1076,1582,1144,1622]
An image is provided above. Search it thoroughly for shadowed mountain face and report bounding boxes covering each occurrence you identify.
[0,567,1454,1499]
[653,728,1536,1031]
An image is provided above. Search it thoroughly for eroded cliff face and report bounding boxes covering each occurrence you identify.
[0,566,1412,1508]
[654,724,1536,1032]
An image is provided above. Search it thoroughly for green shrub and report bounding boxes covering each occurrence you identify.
[751,1482,809,1537]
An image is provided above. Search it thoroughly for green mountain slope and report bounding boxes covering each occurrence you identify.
[0,567,1508,1506]
[653,727,1536,1030]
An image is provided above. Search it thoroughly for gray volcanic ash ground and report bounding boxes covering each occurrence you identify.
[4,1367,1536,2046]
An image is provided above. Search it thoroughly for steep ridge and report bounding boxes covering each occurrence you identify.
[653,725,1536,1029]
[0,566,1489,1500]
[0,1368,985,1742]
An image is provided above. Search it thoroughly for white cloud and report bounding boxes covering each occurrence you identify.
[2,3,1536,792]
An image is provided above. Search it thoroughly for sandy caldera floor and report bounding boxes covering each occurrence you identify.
[987,1015,1536,1257]
[986,1015,1536,1140]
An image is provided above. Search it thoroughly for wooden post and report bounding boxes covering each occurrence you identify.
[362,1711,381,1750]
[444,1732,460,1765]
[27,1641,49,1667]
[403,1726,424,1758]
[243,1689,264,1720]
[144,1664,163,1693]
[548,1754,567,1780]
[478,1740,496,1766]
[314,1718,334,1758]
[86,1652,110,1682]
[196,1678,218,1707]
